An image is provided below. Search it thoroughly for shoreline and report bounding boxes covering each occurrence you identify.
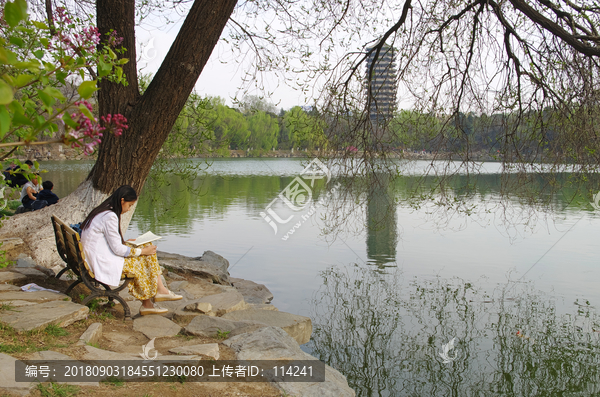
[0,241,356,396]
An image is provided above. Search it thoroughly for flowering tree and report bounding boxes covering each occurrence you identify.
[0,0,128,158]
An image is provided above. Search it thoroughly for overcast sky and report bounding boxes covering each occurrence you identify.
[134,14,313,112]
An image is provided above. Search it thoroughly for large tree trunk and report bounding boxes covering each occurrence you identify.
[0,0,238,268]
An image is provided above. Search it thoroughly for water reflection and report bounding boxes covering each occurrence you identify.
[309,266,600,396]
[365,173,398,267]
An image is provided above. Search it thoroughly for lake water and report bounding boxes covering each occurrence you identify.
[42,158,600,396]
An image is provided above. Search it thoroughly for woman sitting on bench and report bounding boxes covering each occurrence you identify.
[80,185,182,316]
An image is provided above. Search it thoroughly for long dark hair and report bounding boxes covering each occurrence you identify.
[80,185,137,243]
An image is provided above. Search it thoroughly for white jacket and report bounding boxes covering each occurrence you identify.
[81,210,131,286]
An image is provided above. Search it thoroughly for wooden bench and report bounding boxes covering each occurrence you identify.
[51,215,134,319]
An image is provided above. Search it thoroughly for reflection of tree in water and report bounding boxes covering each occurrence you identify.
[310,266,600,396]
[366,173,397,267]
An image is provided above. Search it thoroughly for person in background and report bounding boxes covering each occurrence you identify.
[37,181,59,206]
[4,160,34,188]
[20,173,47,211]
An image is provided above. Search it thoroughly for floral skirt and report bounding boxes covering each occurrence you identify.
[122,243,161,301]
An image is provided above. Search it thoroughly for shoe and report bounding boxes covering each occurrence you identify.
[154,290,183,302]
[139,305,168,316]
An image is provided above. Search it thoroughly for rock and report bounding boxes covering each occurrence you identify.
[169,343,220,359]
[0,271,27,283]
[78,323,103,346]
[157,251,230,285]
[82,345,142,361]
[118,289,135,302]
[248,303,279,311]
[224,327,355,397]
[16,257,36,268]
[168,280,188,291]
[184,302,212,313]
[0,300,88,331]
[222,309,312,345]
[172,306,211,323]
[167,271,184,280]
[133,315,182,339]
[181,279,235,299]
[0,290,71,303]
[195,290,247,316]
[10,267,46,277]
[185,315,266,339]
[0,284,20,291]
[0,352,34,395]
[0,237,24,252]
[231,277,274,304]
[4,300,38,307]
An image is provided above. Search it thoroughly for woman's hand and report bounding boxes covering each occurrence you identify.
[141,245,157,255]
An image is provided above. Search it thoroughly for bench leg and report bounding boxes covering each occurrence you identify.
[82,293,132,320]
[65,280,82,295]
[55,267,69,279]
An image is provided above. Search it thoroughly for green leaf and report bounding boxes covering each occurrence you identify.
[4,0,28,28]
[11,112,31,126]
[9,36,24,48]
[62,112,78,129]
[37,89,54,108]
[118,58,129,65]
[78,103,94,120]
[97,60,108,77]
[32,21,47,29]
[15,74,34,87]
[43,87,65,101]
[107,48,117,60]
[14,60,40,71]
[33,50,44,59]
[0,80,14,105]
[9,100,23,115]
[77,80,98,99]
[55,71,68,84]
[0,106,10,137]
[0,48,17,65]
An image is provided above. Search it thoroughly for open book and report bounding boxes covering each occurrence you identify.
[129,231,162,247]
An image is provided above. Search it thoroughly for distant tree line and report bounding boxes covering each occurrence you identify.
[165,95,328,156]
[172,94,580,163]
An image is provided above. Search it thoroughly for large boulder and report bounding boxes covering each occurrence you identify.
[223,327,355,397]
[222,309,312,345]
[184,315,267,339]
[231,277,274,304]
[157,251,230,285]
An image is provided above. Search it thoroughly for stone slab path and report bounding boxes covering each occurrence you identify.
[0,300,88,331]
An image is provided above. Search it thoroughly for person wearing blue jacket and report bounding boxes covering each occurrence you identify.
[37,181,59,205]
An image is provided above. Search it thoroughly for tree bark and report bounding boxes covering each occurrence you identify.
[91,0,238,194]
[0,0,238,267]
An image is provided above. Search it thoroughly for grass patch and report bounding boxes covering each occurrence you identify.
[0,321,73,355]
[0,303,15,312]
[102,376,125,387]
[215,329,230,340]
[44,324,69,337]
[36,382,79,397]
[89,310,115,321]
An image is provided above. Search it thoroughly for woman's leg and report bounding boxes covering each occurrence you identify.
[156,275,169,295]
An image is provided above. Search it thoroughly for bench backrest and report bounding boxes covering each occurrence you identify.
[51,215,95,279]
[50,215,68,263]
